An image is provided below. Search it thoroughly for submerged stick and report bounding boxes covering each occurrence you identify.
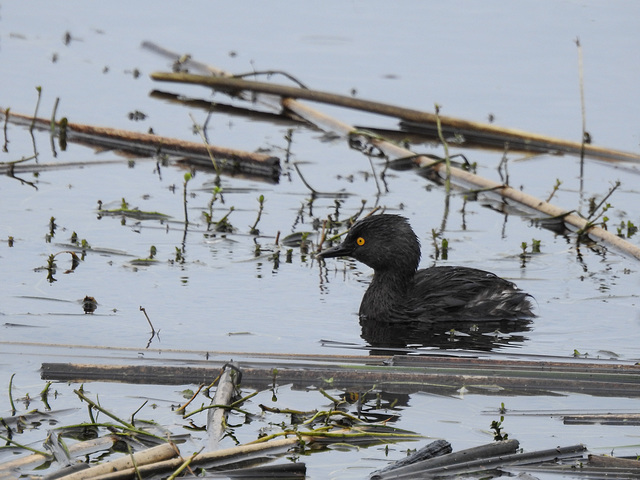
[420,443,586,478]
[374,441,587,480]
[372,439,452,476]
[0,435,118,474]
[372,439,520,479]
[41,358,640,397]
[588,454,640,469]
[563,413,640,425]
[54,443,178,480]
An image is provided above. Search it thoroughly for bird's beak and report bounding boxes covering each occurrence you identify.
[317,242,351,259]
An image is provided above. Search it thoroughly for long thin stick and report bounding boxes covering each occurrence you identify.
[54,443,178,480]
[576,37,588,144]
[149,71,640,163]
[0,435,117,473]
[74,389,134,429]
[0,109,280,180]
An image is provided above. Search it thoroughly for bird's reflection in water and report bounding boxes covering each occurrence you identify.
[360,317,532,355]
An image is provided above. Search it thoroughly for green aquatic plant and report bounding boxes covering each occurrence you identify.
[580,181,620,239]
[45,216,56,243]
[431,229,448,261]
[490,405,509,441]
[204,186,223,231]
[215,207,235,233]
[546,178,563,203]
[130,246,159,266]
[617,220,638,239]
[249,195,265,235]
[58,117,68,151]
[520,239,541,268]
[100,197,170,221]
[40,250,81,283]
[300,232,310,254]
[441,237,449,260]
[183,171,192,227]
[531,238,541,253]
[270,250,280,270]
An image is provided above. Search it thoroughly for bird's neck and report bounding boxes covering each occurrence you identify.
[359,268,415,322]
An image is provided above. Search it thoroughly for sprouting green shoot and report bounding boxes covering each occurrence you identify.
[250,195,265,235]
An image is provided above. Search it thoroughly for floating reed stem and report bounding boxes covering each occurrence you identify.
[149,71,640,163]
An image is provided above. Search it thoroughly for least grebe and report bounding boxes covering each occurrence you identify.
[318,214,534,323]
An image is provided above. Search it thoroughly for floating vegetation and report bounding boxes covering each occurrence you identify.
[33,250,82,283]
[0,368,422,478]
[99,197,171,221]
[280,231,312,248]
[214,206,235,233]
[617,220,638,239]
[130,245,159,266]
[490,403,509,441]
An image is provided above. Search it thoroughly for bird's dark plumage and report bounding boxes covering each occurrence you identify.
[318,214,534,324]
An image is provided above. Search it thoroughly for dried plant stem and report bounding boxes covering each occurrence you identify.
[139,306,156,333]
[54,443,178,480]
[150,71,640,162]
[189,113,221,176]
[576,37,587,143]
[30,86,42,132]
[166,448,202,480]
[434,104,451,193]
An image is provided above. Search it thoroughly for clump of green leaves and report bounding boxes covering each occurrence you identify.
[215,207,235,233]
[520,239,541,268]
[490,403,509,441]
[174,246,185,264]
[579,181,620,238]
[431,229,448,261]
[100,198,169,221]
[520,239,541,255]
[617,220,638,239]
[203,186,223,230]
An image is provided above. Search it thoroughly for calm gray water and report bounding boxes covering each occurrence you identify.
[1,1,640,478]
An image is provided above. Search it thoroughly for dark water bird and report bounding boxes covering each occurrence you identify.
[318,214,534,326]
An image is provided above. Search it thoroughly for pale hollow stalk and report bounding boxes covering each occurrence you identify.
[54,443,177,480]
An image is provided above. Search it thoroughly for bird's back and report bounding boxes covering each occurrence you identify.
[386,265,535,323]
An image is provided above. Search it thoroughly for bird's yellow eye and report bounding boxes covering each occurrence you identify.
[356,237,365,246]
